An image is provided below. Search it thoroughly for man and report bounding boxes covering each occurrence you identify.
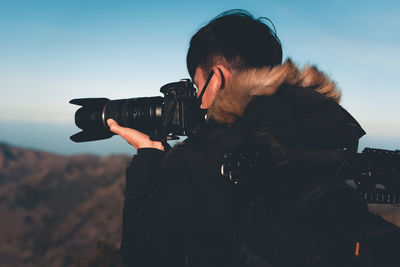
[108,10,395,267]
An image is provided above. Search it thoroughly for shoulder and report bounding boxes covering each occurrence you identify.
[162,137,210,164]
[159,140,208,175]
[160,125,227,176]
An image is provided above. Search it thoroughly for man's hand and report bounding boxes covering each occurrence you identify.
[107,119,164,151]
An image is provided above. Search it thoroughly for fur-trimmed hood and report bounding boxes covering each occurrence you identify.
[207,59,341,124]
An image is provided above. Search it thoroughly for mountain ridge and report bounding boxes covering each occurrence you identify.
[0,142,130,267]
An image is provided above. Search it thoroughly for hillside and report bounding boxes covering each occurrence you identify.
[0,143,130,267]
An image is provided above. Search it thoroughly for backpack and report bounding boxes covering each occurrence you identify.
[200,129,400,267]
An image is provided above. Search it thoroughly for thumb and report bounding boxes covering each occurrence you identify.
[107,119,124,135]
[106,118,154,149]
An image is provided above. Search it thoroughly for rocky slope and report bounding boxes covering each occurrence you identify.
[0,143,130,267]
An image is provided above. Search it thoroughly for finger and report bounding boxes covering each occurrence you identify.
[108,119,141,138]
[107,118,116,127]
[107,119,151,149]
[107,119,127,135]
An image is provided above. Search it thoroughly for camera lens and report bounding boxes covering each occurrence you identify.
[70,97,163,142]
[103,97,163,133]
[75,103,107,131]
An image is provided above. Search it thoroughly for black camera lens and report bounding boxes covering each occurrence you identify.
[75,102,107,130]
[70,79,202,143]
[70,97,163,142]
[103,97,163,135]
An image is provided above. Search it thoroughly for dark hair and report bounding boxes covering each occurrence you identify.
[187,10,282,80]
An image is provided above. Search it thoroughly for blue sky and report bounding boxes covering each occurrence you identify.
[0,0,399,154]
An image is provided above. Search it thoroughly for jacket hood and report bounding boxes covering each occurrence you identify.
[205,59,365,151]
[207,59,341,124]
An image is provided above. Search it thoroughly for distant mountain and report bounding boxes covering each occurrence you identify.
[0,143,130,267]
[0,120,141,156]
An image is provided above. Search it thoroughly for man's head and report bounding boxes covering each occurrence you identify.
[187,10,283,108]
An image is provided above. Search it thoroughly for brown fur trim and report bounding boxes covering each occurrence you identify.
[207,59,341,124]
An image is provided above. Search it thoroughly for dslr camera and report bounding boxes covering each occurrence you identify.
[70,79,205,143]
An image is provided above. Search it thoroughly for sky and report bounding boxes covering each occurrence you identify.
[0,0,399,155]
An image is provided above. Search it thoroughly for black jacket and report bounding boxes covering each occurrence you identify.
[120,60,367,266]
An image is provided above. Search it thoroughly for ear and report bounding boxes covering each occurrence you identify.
[211,65,231,90]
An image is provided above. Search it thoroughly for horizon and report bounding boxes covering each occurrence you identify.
[0,120,398,156]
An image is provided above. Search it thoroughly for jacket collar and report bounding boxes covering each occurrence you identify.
[207,59,340,124]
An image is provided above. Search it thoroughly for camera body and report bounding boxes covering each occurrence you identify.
[70,79,204,143]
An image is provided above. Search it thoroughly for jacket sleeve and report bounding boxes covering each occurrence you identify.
[120,147,192,267]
